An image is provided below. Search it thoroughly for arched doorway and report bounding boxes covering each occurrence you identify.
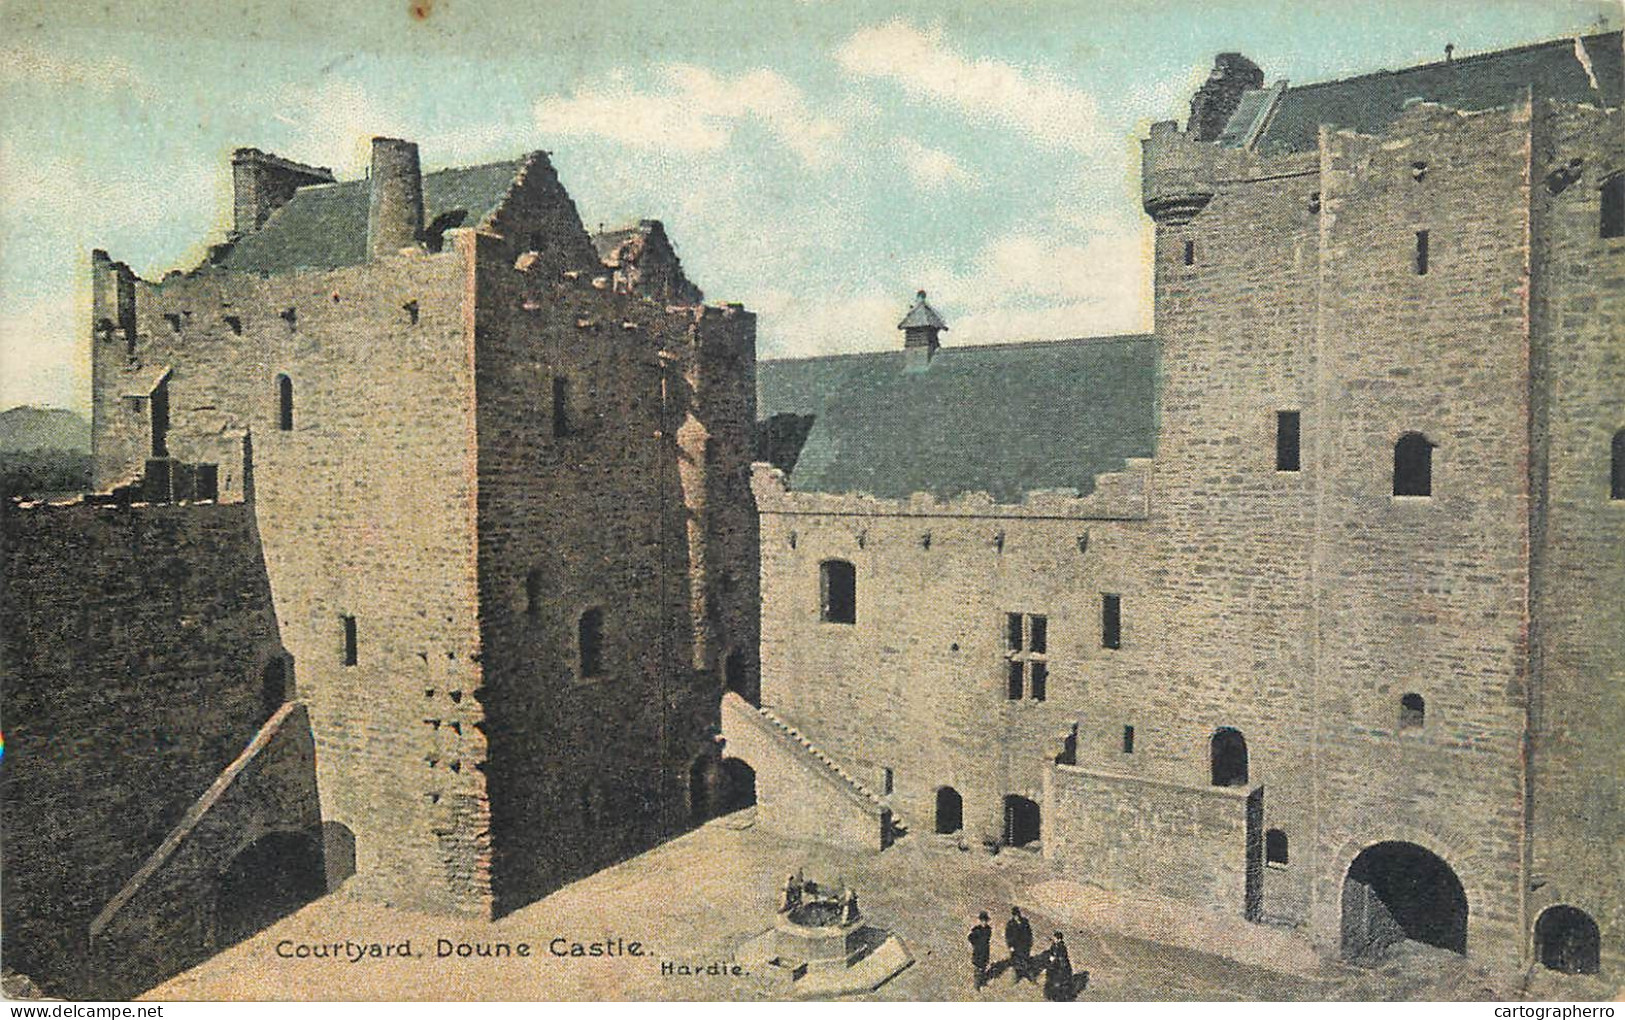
[688,755,712,823]
[1535,905,1600,975]
[717,758,756,815]
[724,650,749,698]
[215,830,325,948]
[1340,841,1467,960]
[1211,727,1248,786]
[935,786,963,834]
[1003,795,1040,848]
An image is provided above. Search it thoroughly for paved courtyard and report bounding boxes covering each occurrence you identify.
[147,810,1616,1002]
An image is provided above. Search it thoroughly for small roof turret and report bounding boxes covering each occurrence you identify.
[897,290,948,332]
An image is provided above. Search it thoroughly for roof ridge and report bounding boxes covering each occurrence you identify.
[760,333,1155,366]
[1282,31,1620,96]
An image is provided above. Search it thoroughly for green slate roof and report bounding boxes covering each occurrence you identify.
[1241,31,1622,155]
[757,336,1158,503]
[218,160,523,275]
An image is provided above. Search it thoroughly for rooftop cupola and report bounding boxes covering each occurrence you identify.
[898,290,947,369]
[367,137,424,260]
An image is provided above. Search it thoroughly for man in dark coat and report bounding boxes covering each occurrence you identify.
[1041,931,1075,1001]
[1005,906,1035,983]
[967,912,993,990]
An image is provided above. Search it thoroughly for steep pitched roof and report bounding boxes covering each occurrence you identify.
[1234,31,1621,155]
[757,336,1158,503]
[218,160,523,275]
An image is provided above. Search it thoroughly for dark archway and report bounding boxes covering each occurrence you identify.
[1535,905,1600,975]
[1211,727,1249,787]
[215,830,325,948]
[935,786,963,834]
[724,649,749,698]
[717,758,756,815]
[321,821,356,891]
[1003,795,1040,848]
[688,755,712,824]
[276,374,294,432]
[1341,841,1467,960]
[1394,432,1434,496]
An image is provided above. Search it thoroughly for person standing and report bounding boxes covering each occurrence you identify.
[968,912,993,990]
[1042,931,1074,1001]
[1005,905,1035,983]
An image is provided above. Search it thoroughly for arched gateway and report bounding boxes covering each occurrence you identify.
[1340,841,1467,960]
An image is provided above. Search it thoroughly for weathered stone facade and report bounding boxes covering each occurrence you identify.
[749,32,1622,977]
[3,136,757,993]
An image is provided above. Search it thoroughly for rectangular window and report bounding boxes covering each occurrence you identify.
[1122,725,1135,753]
[1102,594,1122,650]
[820,560,857,624]
[1004,613,1049,702]
[1604,175,1624,239]
[882,767,894,795]
[1414,230,1429,275]
[552,377,570,437]
[341,615,358,666]
[1183,239,1195,266]
[1276,411,1301,472]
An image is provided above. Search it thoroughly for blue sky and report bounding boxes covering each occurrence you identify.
[1,0,1617,411]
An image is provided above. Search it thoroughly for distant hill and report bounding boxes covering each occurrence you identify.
[0,406,90,454]
[0,407,91,497]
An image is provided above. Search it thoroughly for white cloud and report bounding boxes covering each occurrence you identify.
[894,137,975,191]
[0,43,153,98]
[751,288,904,359]
[0,292,89,413]
[911,227,1153,343]
[837,21,1106,153]
[269,78,416,175]
[533,65,843,167]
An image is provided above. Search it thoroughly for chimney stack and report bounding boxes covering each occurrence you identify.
[367,137,424,260]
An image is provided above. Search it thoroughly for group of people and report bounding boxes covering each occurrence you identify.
[780,871,860,925]
[968,906,1079,1001]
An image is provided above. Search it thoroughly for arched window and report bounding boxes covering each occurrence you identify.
[820,560,856,624]
[1611,429,1624,500]
[1400,692,1426,729]
[578,608,604,678]
[1265,828,1289,866]
[277,373,294,432]
[1211,727,1248,786]
[1393,432,1433,496]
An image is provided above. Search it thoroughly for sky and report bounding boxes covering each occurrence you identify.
[0,0,1618,412]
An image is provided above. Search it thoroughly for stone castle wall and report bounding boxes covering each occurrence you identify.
[0,501,289,993]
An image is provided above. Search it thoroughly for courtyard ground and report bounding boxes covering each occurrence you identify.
[147,810,1618,1002]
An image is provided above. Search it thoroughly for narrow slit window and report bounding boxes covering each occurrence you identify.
[1611,429,1624,500]
[277,373,294,432]
[1183,239,1196,266]
[552,376,570,438]
[341,615,358,667]
[1602,174,1623,239]
[578,608,605,678]
[1276,411,1301,472]
[1102,594,1122,649]
[1414,230,1430,275]
[1122,725,1135,753]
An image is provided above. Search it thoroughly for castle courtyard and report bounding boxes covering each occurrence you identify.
[144,812,1610,1003]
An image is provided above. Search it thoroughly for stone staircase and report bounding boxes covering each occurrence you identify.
[719,692,906,849]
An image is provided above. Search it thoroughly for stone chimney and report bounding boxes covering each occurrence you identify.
[367,137,425,259]
[898,290,947,370]
[1188,53,1264,142]
[230,148,334,239]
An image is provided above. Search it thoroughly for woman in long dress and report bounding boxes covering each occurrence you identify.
[1041,932,1074,1001]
